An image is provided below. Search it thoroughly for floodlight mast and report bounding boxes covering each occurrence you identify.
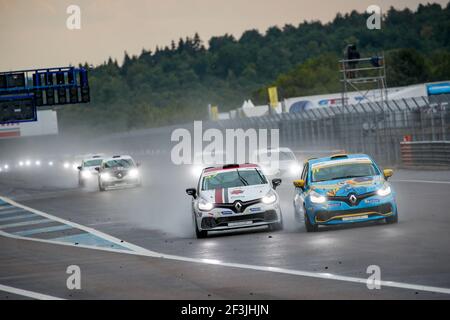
[339,44,388,109]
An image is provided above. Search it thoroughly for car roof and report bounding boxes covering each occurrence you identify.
[202,163,260,174]
[83,157,104,162]
[103,155,133,162]
[308,153,372,166]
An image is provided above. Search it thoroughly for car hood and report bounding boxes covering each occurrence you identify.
[200,184,271,203]
[311,176,384,197]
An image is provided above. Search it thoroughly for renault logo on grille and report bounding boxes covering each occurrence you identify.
[349,194,357,205]
[234,201,243,212]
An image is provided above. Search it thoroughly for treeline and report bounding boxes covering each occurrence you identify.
[254,48,450,101]
[59,2,450,134]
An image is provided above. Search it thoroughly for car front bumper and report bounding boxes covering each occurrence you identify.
[306,194,398,225]
[79,171,99,181]
[195,202,282,231]
[101,177,141,189]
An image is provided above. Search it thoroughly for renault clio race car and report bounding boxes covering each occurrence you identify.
[186,164,283,238]
[293,154,398,232]
[97,155,142,191]
[77,155,104,187]
[253,147,302,178]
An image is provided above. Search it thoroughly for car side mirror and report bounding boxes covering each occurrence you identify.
[272,178,282,190]
[77,166,82,171]
[136,162,141,167]
[293,179,305,189]
[95,167,100,172]
[383,169,393,180]
[186,188,197,199]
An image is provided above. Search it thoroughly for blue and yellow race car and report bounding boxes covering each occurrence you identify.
[293,154,398,232]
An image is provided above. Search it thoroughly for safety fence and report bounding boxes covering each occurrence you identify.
[89,94,450,167]
[208,94,450,166]
[4,94,448,168]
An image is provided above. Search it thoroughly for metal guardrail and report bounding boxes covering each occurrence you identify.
[400,141,450,168]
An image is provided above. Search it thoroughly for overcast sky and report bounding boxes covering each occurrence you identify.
[0,0,448,71]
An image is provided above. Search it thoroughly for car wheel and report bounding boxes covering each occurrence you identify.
[269,214,284,232]
[193,214,208,238]
[98,180,106,192]
[304,211,319,232]
[385,213,398,224]
[294,202,303,223]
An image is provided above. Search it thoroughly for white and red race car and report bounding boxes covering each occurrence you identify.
[186,164,283,238]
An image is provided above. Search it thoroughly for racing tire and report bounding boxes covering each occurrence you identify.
[385,213,398,224]
[304,212,319,232]
[195,227,208,239]
[269,214,284,232]
[98,180,106,192]
[193,214,208,239]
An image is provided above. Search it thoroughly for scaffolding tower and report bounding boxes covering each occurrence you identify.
[339,53,388,108]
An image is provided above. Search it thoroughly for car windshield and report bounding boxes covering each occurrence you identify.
[83,159,102,167]
[312,162,378,182]
[202,169,267,190]
[104,159,134,168]
[279,151,295,161]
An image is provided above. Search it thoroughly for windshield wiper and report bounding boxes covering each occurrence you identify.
[236,169,249,186]
[330,175,371,180]
[254,169,266,183]
[314,175,372,182]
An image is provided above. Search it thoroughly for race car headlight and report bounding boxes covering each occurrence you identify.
[129,168,139,178]
[100,172,111,181]
[81,170,92,179]
[198,199,214,211]
[377,184,392,197]
[262,190,277,204]
[310,190,327,204]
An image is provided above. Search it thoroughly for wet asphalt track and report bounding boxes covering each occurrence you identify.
[1,162,450,299]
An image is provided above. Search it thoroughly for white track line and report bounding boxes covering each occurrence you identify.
[1,196,450,296]
[0,196,159,256]
[0,284,64,300]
